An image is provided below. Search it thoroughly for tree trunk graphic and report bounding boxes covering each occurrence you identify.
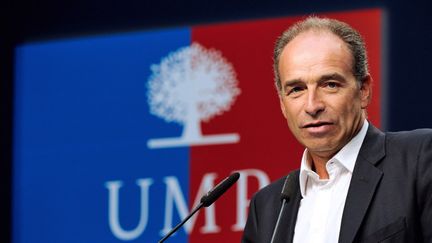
[181,103,202,141]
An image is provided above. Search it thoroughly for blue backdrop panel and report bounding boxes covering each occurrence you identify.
[13,28,190,242]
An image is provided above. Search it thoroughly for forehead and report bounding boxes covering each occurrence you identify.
[278,30,353,80]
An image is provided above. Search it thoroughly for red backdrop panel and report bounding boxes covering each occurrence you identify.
[189,8,382,242]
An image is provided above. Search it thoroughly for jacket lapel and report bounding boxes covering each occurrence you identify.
[338,125,385,243]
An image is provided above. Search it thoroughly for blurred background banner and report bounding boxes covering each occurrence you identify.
[12,9,382,242]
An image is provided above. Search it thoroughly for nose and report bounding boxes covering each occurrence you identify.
[305,89,325,117]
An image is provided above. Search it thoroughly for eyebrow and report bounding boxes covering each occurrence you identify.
[282,79,304,92]
[282,72,347,90]
[317,73,347,83]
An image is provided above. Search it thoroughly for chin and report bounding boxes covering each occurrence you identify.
[305,141,338,153]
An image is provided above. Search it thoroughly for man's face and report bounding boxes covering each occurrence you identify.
[278,30,371,157]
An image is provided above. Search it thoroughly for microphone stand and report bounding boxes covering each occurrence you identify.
[270,198,288,243]
[158,202,204,243]
[270,173,295,243]
[157,172,240,242]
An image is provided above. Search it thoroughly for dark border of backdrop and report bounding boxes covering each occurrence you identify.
[2,0,432,242]
[1,0,14,240]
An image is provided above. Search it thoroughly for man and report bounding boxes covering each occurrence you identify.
[242,17,432,243]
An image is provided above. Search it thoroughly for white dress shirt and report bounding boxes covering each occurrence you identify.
[293,121,369,243]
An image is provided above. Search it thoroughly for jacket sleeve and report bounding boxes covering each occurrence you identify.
[417,131,432,242]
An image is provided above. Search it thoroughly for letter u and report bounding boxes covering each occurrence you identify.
[105,179,153,240]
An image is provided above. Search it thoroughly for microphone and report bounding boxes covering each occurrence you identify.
[270,171,297,243]
[200,172,240,206]
[158,172,240,243]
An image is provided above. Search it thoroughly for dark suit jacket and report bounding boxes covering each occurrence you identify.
[242,125,432,243]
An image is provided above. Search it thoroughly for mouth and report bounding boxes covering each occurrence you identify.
[302,121,333,128]
[301,121,334,135]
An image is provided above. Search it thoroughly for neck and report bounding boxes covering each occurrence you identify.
[307,119,366,179]
[308,152,332,179]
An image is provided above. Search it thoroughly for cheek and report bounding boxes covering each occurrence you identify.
[334,92,361,111]
[336,100,362,124]
[281,101,295,119]
[286,108,302,126]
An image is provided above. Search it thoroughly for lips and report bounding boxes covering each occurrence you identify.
[301,121,334,136]
[302,121,333,128]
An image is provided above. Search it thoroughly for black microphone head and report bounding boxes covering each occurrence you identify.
[280,171,297,201]
[200,172,240,207]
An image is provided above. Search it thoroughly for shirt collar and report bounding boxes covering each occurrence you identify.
[298,120,369,197]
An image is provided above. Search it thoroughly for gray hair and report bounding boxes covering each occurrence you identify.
[273,16,369,93]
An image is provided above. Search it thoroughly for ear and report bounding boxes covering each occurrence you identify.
[360,74,372,109]
[280,96,288,119]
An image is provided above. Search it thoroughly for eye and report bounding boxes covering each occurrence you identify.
[287,86,304,96]
[323,81,340,91]
[326,82,338,88]
[291,87,303,93]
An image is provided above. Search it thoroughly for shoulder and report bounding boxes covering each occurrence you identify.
[380,129,432,175]
[385,129,432,149]
[386,128,432,140]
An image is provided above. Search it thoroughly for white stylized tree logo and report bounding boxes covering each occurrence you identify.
[147,43,241,149]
